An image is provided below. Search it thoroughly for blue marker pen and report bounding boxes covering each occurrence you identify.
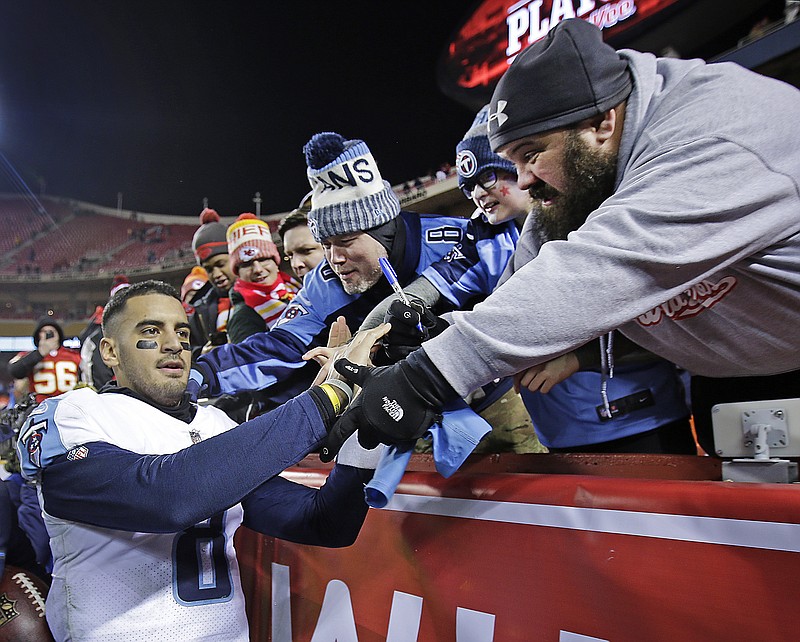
[379,257,424,332]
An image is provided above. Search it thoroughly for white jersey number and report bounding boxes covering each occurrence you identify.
[173,512,233,605]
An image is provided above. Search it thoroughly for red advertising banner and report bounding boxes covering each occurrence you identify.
[238,461,800,641]
[438,0,684,109]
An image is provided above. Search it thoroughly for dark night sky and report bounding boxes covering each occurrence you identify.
[0,2,479,218]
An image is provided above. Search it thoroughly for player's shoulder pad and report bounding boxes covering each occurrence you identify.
[16,388,96,479]
[415,214,468,248]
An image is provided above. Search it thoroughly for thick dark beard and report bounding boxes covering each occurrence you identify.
[531,130,618,241]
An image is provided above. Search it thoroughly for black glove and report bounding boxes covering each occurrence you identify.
[375,299,450,365]
[320,357,447,462]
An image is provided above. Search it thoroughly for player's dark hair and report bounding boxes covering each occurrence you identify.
[277,209,311,242]
[102,280,181,335]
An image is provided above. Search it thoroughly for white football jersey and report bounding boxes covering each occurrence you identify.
[22,388,250,642]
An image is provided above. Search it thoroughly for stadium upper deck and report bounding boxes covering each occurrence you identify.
[0,170,466,328]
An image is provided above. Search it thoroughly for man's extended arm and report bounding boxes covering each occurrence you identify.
[194,272,342,402]
[242,464,371,548]
[423,139,800,394]
[21,390,333,533]
[8,351,44,379]
[195,327,313,400]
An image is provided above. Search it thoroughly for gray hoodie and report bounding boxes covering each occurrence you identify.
[423,50,800,397]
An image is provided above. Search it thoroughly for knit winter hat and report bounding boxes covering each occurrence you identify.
[180,266,209,301]
[33,317,63,347]
[192,208,229,264]
[488,18,632,151]
[304,132,400,242]
[456,104,516,193]
[109,274,130,297]
[226,213,282,274]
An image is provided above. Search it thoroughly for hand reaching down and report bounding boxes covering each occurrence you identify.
[513,351,580,394]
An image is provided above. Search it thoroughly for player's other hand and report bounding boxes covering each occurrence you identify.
[304,319,388,386]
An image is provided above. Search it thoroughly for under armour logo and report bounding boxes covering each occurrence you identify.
[487,100,508,130]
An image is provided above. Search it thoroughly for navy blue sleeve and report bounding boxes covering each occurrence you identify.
[38,393,329,533]
[0,479,41,579]
[16,483,51,572]
[242,464,373,547]
[196,327,314,403]
[0,481,13,577]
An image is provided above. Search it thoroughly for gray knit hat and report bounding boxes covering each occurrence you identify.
[192,208,228,264]
[304,132,400,242]
[456,104,516,195]
[488,18,632,151]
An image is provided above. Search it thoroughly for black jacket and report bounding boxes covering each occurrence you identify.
[226,286,267,344]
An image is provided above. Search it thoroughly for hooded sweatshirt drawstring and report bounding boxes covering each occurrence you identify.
[599,331,615,418]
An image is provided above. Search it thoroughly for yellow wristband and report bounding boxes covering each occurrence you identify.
[319,383,342,415]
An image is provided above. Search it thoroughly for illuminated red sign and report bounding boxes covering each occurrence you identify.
[439,0,684,108]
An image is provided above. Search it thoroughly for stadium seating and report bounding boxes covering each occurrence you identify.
[95,224,194,270]
[0,198,69,256]
[0,201,196,275]
[0,173,462,324]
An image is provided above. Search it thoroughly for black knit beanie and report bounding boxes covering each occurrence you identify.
[488,18,632,151]
[33,318,63,347]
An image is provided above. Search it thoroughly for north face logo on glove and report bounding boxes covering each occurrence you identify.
[381,396,404,422]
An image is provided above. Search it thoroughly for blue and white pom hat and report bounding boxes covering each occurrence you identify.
[303,132,400,242]
[455,104,516,195]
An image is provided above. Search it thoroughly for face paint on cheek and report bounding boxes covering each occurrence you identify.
[136,340,159,350]
[180,342,190,351]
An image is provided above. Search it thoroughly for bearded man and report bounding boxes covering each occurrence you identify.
[319,18,800,460]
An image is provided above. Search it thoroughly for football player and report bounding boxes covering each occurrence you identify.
[17,280,385,641]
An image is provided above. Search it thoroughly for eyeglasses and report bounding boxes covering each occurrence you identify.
[461,169,499,198]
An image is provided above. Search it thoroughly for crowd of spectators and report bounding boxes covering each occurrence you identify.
[1,17,799,639]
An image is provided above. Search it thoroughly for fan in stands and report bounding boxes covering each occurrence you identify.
[0,565,54,641]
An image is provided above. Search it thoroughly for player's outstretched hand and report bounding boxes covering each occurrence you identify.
[304,316,354,386]
[320,358,442,462]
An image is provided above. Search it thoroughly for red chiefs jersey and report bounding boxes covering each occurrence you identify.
[16,346,82,404]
